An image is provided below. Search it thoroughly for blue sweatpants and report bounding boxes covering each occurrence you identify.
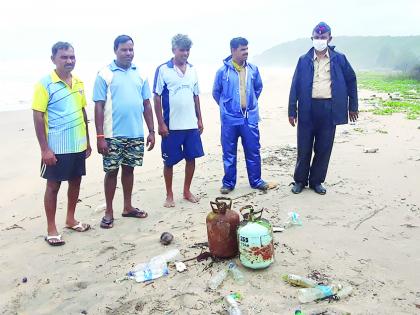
[221,122,264,189]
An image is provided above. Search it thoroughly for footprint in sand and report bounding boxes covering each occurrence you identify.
[64,281,88,292]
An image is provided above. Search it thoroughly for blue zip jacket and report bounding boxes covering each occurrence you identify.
[288,46,358,125]
[213,56,263,126]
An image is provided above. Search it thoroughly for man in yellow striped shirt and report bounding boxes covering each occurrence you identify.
[33,42,91,246]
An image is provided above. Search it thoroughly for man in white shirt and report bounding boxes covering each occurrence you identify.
[153,34,204,208]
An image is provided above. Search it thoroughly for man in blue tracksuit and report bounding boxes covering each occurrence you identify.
[289,22,358,195]
[213,37,268,194]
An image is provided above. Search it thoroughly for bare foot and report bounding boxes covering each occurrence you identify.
[65,218,79,228]
[267,181,279,190]
[183,192,199,203]
[164,197,175,208]
[47,226,59,238]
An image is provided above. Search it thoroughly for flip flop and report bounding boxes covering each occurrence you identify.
[45,234,65,246]
[122,208,148,219]
[65,222,91,232]
[100,217,114,229]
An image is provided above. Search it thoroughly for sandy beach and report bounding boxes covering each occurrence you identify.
[0,68,419,315]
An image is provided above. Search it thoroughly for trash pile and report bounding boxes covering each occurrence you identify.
[282,273,353,303]
[114,197,354,314]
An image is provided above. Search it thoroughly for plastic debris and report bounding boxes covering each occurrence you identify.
[273,226,285,233]
[363,148,379,153]
[175,261,187,272]
[284,212,303,228]
[208,268,228,290]
[282,274,317,288]
[94,204,106,213]
[224,293,242,315]
[228,261,245,284]
[298,284,343,303]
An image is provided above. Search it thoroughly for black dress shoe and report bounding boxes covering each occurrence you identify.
[255,181,269,191]
[290,182,304,194]
[310,184,326,195]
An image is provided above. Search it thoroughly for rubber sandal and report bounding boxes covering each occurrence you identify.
[45,234,65,246]
[100,217,114,229]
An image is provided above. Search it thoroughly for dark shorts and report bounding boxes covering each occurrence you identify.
[103,137,144,172]
[40,151,86,181]
[161,129,204,167]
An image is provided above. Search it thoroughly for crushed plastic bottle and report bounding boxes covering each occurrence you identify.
[298,284,342,303]
[284,212,302,228]
[129,249,180,283]
[224,293,242,315]
[208,268,228,290]
[131,256,168,283]
[228,261,245,285]
[152,249,180,263]
[282,274,317,288]
[335,286,353,300]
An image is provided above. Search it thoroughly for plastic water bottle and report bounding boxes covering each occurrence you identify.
[130,249,179,283]
[208,268,228,290]
[131,257,169,283]
[298,284,342,303]
[335,286,353,300]
[224,294,242,315]
[228,261,245,285]
[153,249,180,263]
[282,274,317,288]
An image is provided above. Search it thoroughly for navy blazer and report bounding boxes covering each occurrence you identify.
[288,46,358,125]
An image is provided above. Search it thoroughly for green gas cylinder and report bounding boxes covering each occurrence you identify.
[237,205,274,269]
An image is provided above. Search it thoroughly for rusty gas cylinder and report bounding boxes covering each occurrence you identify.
[206,197,240,258]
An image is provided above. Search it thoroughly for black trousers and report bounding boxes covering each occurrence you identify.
[294,99,336,186]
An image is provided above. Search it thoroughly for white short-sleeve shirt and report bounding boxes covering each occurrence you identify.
[153,59,200,130]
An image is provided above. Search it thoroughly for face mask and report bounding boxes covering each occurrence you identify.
[313,39,328,52]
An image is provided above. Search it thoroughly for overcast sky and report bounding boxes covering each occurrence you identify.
[1,0,420,65]
[0,0,419,111]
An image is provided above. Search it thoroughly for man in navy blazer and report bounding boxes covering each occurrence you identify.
[288,22,358,195]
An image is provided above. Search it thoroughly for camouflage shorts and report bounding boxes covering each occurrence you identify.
[103,137,144,172]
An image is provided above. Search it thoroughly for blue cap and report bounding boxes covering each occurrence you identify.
[313,22,331,35]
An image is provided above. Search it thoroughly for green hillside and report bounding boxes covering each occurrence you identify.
[253,36,420,71]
